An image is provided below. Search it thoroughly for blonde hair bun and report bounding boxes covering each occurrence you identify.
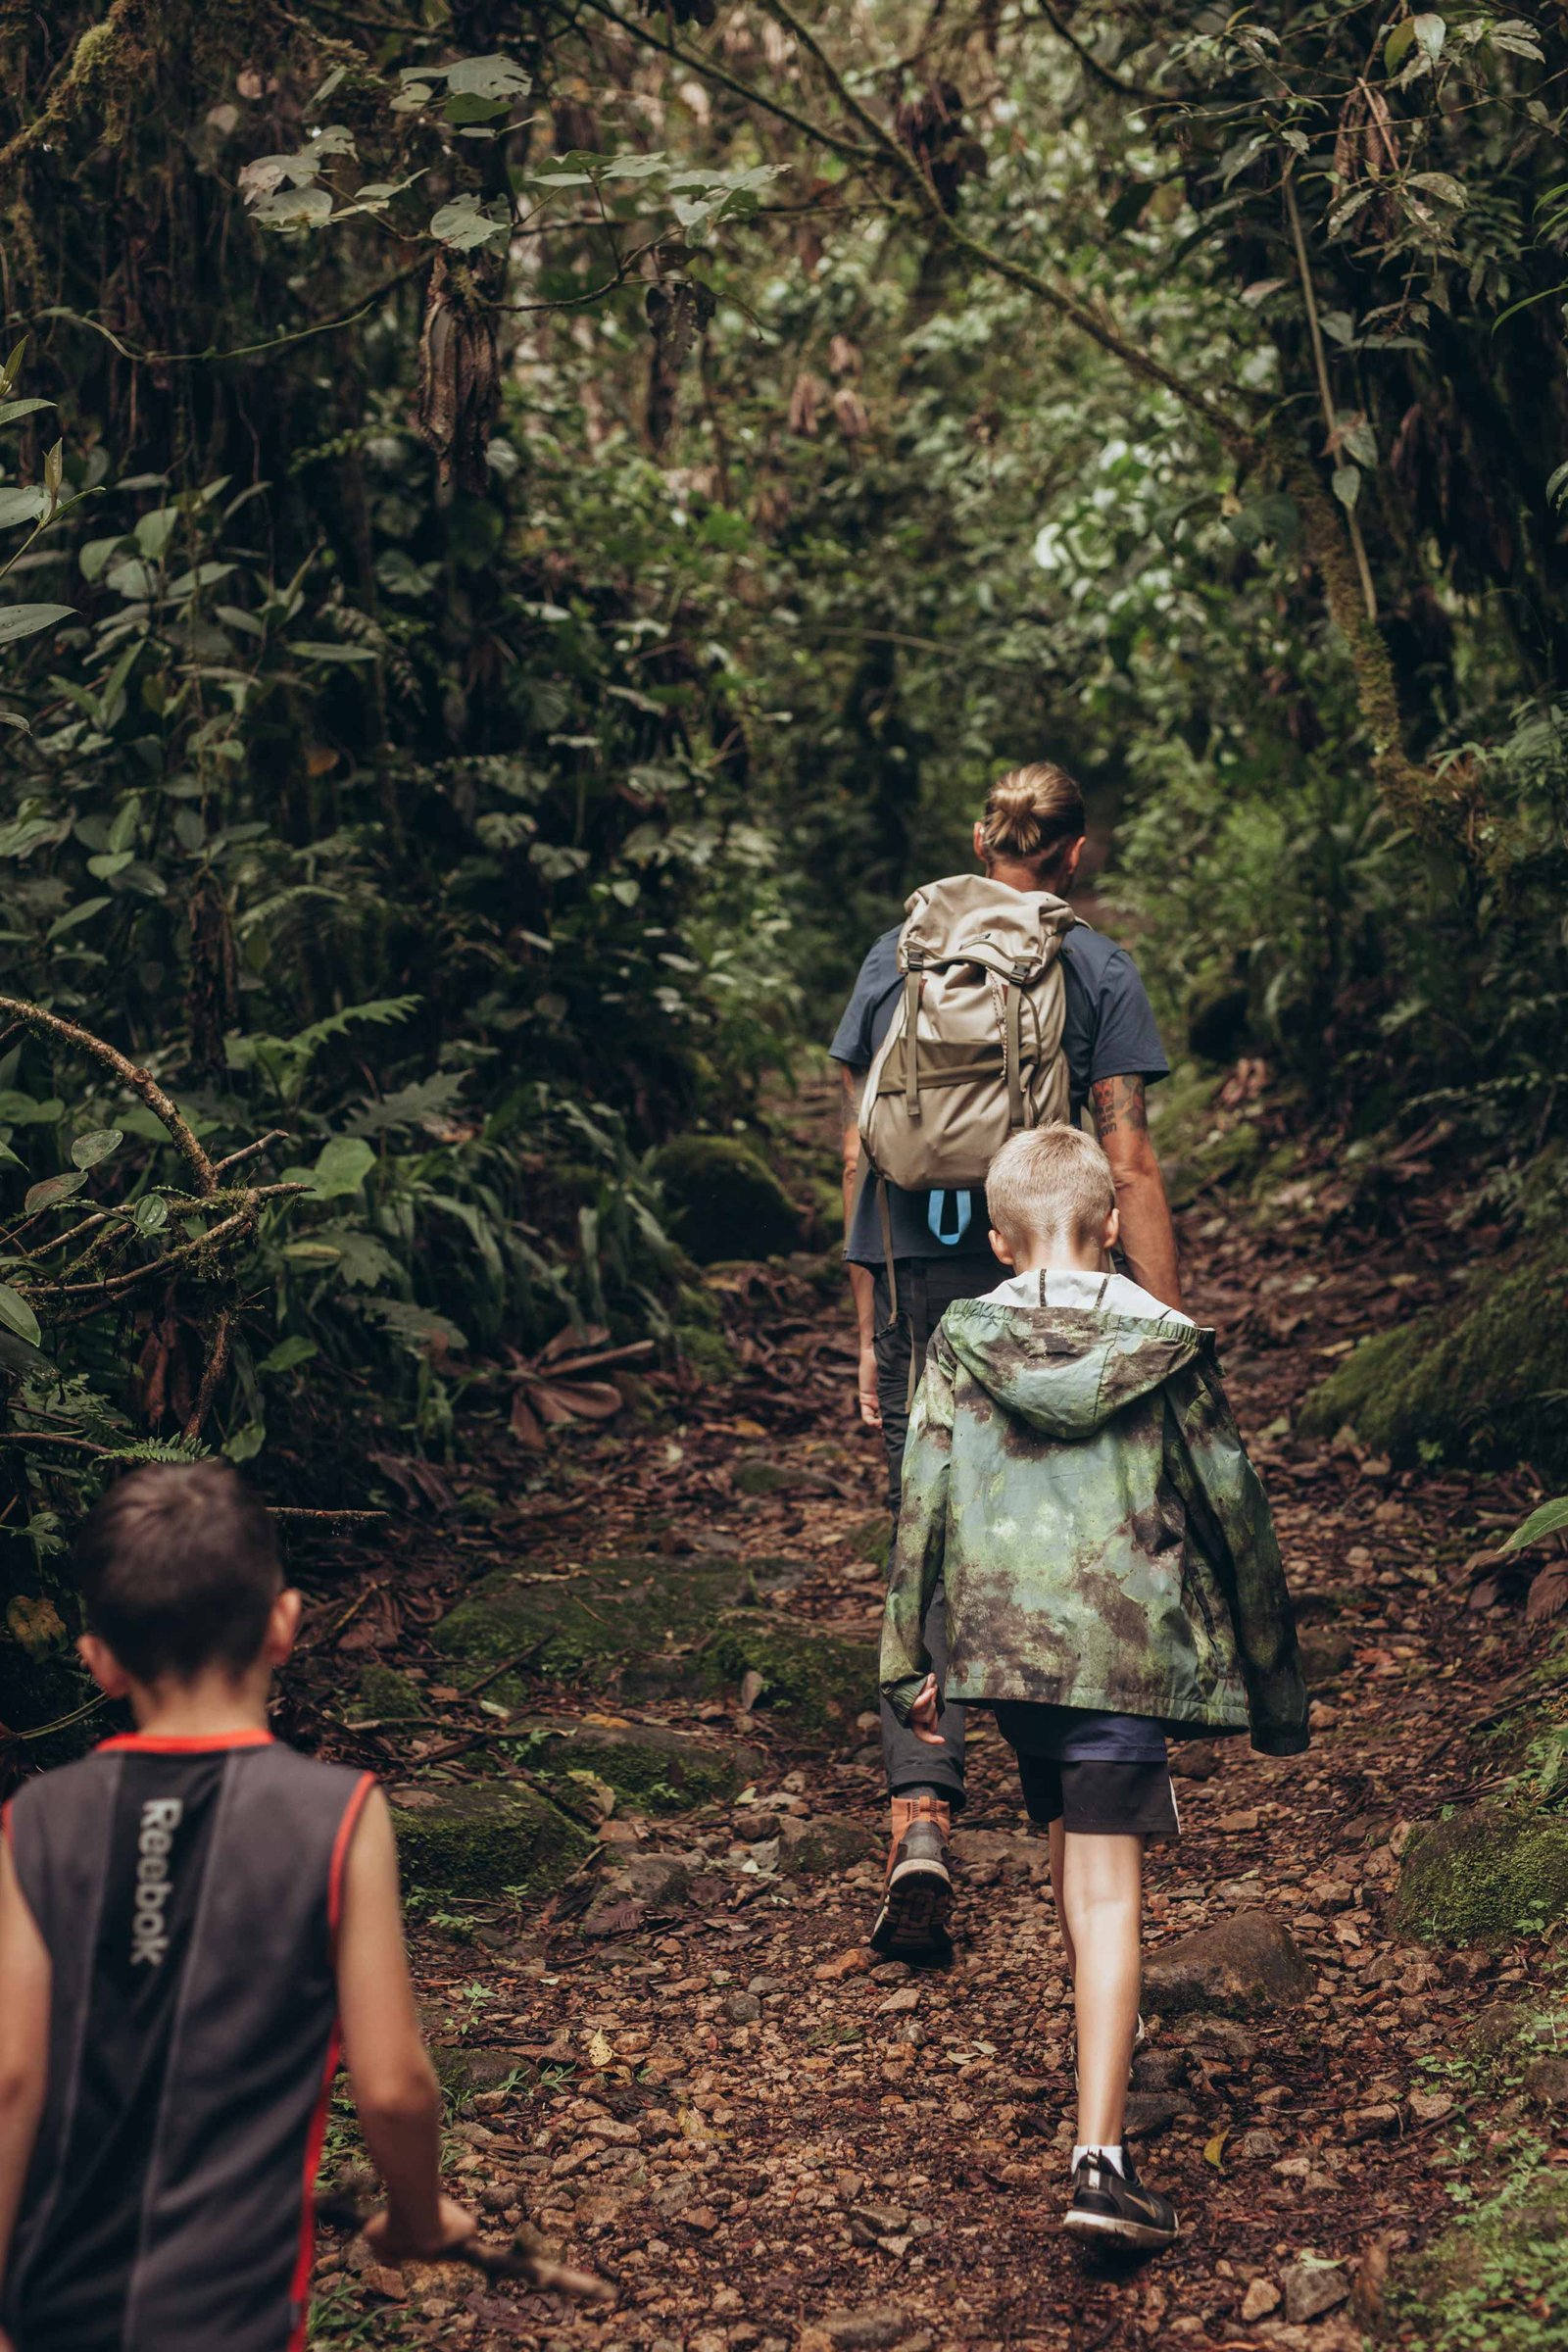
[980,761,1086,873]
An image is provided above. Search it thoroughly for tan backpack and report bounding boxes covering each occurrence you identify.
[858,874,1079,1271]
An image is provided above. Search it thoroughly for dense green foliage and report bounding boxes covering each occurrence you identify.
[2,1,1567,1677]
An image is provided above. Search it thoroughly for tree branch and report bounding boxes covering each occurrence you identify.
[0,997,216,1196]
[577,0,884,168]
[1033,0,1184,108]
[0,0,150,188]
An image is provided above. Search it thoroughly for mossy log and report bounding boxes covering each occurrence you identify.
[513,1715,763,1811]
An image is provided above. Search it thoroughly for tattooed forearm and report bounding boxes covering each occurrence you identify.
[1091,1073,1149,1142]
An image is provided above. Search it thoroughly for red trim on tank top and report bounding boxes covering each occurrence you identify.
[289,1776,375,2348]
[287,2022,342,2351]
[97,1729,276,1753]
[327,1772,376,1941]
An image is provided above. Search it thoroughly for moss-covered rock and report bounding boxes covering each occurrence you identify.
[1300,1244,1568,1476]
[1383,2165,1568,2348]
[653,1135,802,1265]
[432,1555,760,1689]
[696,1612,877,1736]
[775,1813,881,1877]
[390,1779,591,1900]
[345,1663,426,1723]
[513,1715,762,1812]
[1394,1805,1568,1945]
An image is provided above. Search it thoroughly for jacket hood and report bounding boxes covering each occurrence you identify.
[941,1298,1210,1440]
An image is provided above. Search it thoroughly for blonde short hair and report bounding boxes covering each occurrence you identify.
[987,1124,1115,1253]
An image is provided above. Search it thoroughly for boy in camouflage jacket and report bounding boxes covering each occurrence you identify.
[879,1125,1306,2249]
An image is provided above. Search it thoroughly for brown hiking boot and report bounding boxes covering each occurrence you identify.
[869,1793,954,1957]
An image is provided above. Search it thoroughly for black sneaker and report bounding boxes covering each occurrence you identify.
[1063,2151,1179,2251]
[869,1799,953,1958]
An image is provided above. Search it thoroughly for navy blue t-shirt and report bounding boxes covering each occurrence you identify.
[829,915,1170,1265]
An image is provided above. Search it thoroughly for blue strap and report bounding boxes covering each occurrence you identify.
[927,1189,973,1247]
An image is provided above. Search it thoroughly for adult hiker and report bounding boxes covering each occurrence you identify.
[829,760,1182,1957]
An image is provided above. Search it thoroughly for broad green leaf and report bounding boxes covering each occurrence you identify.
[0,604,74,645]
[251,184,335,230]
[1412,14,1446,64]
[283,1238,345,1263]
[0,1092,62,1124]
[311,1134,376,1198]
[0,1283,40,1347]
[1409,172,1466,209]
[259,1335,318,1374]
[80,534,129,582]
[70,1127,122,1170]
[134,508,178,561]
[1340,416,1378,468]
[1384,19,1416,70]
[0,398,54,426]
[429,197,510,251]
[1332,466,1361,512]
[1489,24,1544,60]
[1502,1497,1568,1552]
[23,1169,87,1213]
[46,896,111,943]
[285,640,377,663]
[132,1195,169,1235]
[446,54,530,98]
[0,487,48,530]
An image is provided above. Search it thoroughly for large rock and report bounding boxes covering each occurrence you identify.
[514,1714,762,1812]
[775,1813,881,1877]
[696,1611,878,1737]
[432,1555,762,1690]
[1395,1805,1568,1945]
[1142,1911,1312,2017]
[1300,1240,1568,1476]
[652,1135,802,1264]
[389,1779,591,1900]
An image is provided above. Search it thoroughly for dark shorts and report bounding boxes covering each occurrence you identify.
[1015,1753,1180,1840]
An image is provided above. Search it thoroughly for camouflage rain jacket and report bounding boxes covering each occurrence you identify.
[879,1293,1308,1755]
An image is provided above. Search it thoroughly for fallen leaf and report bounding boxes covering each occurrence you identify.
[587,2029,614,2069]
[1204,2129,1229,2170]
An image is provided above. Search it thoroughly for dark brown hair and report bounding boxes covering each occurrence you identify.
[74,1460,282,1685]
[979,761,1086,879]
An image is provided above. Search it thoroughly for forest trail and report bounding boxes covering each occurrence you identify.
[302,1081,1557,2352]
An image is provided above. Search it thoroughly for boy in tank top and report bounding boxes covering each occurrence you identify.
[0,1460,475,2352]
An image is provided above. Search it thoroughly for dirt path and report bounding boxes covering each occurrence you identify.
[302,1086,1561,2351]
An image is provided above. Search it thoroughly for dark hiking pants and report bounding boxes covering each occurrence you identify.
[873,1255,998,1810]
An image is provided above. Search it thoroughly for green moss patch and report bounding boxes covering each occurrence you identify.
[1163,1116,1264,1210]
[697,1612,877,1737]
[513,1715,761,1811]
[1300,1244,1568,1476]
[345,1663,426,1723]
[653,1135,802,1264]
[1384,2160,1568,2350]
[432,1555,761,1688]
[1394,1806,1568,1945]
[389,1779,591,1900]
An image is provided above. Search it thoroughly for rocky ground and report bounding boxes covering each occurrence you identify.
[293,1080,1568,2352]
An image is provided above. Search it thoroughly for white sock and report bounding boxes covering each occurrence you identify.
[1072,2143,1126,2179]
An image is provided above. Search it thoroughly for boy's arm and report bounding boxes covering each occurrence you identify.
[879,1334,956,1723]
[334,1787,476,2264]
[0,1830,52,2313]
[1166,1359,1309,1756]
